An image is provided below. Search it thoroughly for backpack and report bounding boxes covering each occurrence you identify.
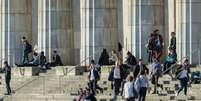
[133,82,138,98]
[108,68,114,81]
[154,63,162,76]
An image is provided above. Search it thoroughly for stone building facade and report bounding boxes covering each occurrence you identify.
[0,0,201,66]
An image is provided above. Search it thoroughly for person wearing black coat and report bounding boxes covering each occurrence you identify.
[125,51,137,73]
[126,51,137,66]
[3,61,12,95]
[170,32,176,53]
[88,60,103,95]
[98,48,109,66]
[39,51,47,70]
[47,50,63,67]
[21,37,32,65]
[133,59,149,78]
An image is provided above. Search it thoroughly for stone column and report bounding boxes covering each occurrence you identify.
[0,0,32,66]
[38,0,75,65]
[73,0,81,65]
[80,0,119,65]
[176,0,201,64]
[123,0,165,62]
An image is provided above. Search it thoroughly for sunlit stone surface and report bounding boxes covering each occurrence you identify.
[0,0,201,65]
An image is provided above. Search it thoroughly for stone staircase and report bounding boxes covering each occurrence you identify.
[0,65,201,101]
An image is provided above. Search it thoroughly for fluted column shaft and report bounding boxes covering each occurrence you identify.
[176,0,201,64]
[38,0,75,65]
[0,0,32,65]
[80,0,119,65]
[123,0,165,62]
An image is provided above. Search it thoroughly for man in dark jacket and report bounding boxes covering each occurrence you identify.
[153,29,164,61]
[48,50,63,67]
[170,32,176,53]
[88,60,103,95]
[39,51,47,70]
[21,36,32,65]
[3,61,12,95]
[125,51,137,71]
[133,59,149,78]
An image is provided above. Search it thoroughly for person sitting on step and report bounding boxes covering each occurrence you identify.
[46,50,63,67]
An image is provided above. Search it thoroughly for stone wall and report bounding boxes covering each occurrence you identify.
[80,0,119,64]
[123,0,165,62]
[0,0,201,66]
[0,0,32,65]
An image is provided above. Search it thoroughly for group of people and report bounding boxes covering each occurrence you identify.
[17,36,63,69]
[0,30,191,100]
[1,36,64,95]
[75,30,191,101]
[147,30,176,63]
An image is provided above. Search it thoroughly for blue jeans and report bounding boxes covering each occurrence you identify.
[138,87,147,101]
[22,52,29,64]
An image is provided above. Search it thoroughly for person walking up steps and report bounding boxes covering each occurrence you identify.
[135,70,149,101]
[151,58,163,94]
[175,59,190,96]
[21,36,32,65]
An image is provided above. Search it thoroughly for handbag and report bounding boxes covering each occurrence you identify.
[108,69,114,81]
[133,82,138,98]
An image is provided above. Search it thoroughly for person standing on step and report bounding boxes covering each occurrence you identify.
[3,61,12,95]
[152,29,164,62]
[88,60,103,95]
[133,59,149,78]
[147,33,155,63]
[113,60,125,99]
[21,36,32,65]
[175,60,190,96]
[123,75,137,101]
[151,58,163,94]
[170,32,176,54]
[135,70,149,101]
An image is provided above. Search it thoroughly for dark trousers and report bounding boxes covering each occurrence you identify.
[22,53,29,64]
[152,75,162,92]
[126,97,135,101]
[47,62,57,67]
[178,78,188,95]
[16,63,38,67]
[5,78,11,94]
[114,79,122,95]
[148,50,153,63]
[89,80,102,95]
[138,87,147,101]
[120,80,126,96]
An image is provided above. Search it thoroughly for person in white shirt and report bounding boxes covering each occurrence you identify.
[175,60,189,96]
[135,71,149,101]
[88,60,103,95]
[124,75,136,101]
